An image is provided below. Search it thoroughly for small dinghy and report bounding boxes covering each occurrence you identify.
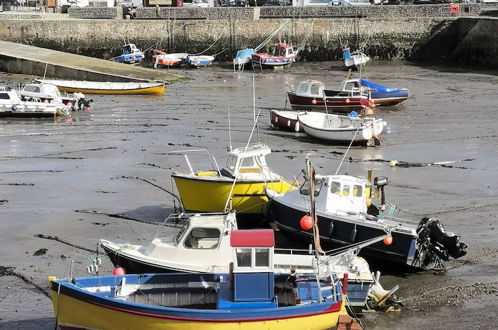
[152,50,188,68]
[298,112,386,145]
[343,47,370,69]
[270,109,304,132]
[188,55,215,67]
[37,79,165,96]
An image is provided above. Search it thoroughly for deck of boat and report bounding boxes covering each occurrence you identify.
[0,40,184,84]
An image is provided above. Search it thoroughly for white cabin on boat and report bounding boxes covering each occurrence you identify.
[295,80,325,98]
[298,174,371,219]
[224,144,281,181]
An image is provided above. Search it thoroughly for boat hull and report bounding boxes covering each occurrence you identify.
[50,274,346,330]
[270,110,303,132]
[268,198,418,267]
[57,85,164,96]
[287,92,365,112]
[172,174,295,215]
[371,92,409,106]
[298,113,385,144]
[101,243,371,308]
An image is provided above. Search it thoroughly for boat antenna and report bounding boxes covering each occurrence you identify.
[228,107,233,151]
[253,74,259,142]
[223,108,262,212]
[334,127,361,175]
[43,63,48,80]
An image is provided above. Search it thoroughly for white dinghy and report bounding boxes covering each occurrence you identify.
[298,112,386,145]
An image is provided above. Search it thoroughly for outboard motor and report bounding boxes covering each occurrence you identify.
[416,217,468,269]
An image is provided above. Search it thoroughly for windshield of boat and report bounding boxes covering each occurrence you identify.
[299,179,323,196]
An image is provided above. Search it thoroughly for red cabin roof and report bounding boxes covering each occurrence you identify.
[230,230,275,247]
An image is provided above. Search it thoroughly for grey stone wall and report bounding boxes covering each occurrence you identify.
[68,7,122,19]
[260,4,481,19]
[0,15,495,66]
[134,4,480,21]
[136,7,258,20]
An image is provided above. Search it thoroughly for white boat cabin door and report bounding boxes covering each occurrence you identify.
[323,177,367,217]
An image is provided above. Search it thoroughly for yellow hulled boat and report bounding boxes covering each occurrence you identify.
[36,79,165,96]
[172,144,296,215]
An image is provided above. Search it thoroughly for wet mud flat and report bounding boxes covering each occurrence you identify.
[0,62,497,329]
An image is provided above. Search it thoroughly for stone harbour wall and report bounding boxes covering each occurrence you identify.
[0,14,495,66]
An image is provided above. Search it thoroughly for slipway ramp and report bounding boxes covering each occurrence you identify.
[0,40,184,83]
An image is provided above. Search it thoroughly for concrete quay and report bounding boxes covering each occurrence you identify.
[0,40,184,83]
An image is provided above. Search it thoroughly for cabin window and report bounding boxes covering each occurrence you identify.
[236,248,252,267]
[24,85,40,93]
[342,184,351,196]
[184,228,220,249]
[255,248,270,267]
[310,84,321,95]
[0,93,10,100]
[299,179,323,196]
[330,181,341,195]
[226,155,237,171]
[353,185,363,197]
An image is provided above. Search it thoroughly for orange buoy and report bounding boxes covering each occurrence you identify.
[345,98,350,104]
[383,236,393,245]
[311,99,317,105]
[300,215,313,231]
[112,266,126,275]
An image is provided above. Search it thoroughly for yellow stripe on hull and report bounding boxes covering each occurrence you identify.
[51,291,346,330]
[173,176,295,214]
[57,85,165,96]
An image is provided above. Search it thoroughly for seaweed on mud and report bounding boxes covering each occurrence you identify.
[0,266,50,298]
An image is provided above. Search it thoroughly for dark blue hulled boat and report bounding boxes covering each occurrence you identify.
[266,164,468,271]
[341,78,409,106]
[49,230,348,330]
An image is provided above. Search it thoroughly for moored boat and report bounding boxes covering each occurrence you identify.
[188,55,215,68]
[341,78,409,106]
[287,80,369,112]
[252,43,297,69]
[343,47,370,69]
[297,112,386,145]
[50,229,348,330]
[270,109,304,132]
[36,79,165,96]
[19,82,91,111]
[99,211,395,309]
[0,88,68,118]
[267,162,469,270]
[110,43,145,64]
[233,48,255,72]
[152,50,188,68]
[171,144,297,215]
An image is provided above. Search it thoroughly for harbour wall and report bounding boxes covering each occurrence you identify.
[0,6,496,67]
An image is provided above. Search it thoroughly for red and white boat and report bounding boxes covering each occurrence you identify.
[287,80,369,113]
[270,109,304,132]
[252,43,297,69]
[152,49,188,67]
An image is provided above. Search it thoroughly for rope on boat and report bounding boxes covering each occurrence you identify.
[254,19,291,52]
[190,34,223,56]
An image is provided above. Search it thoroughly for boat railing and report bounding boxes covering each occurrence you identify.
[168,149,222,177]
